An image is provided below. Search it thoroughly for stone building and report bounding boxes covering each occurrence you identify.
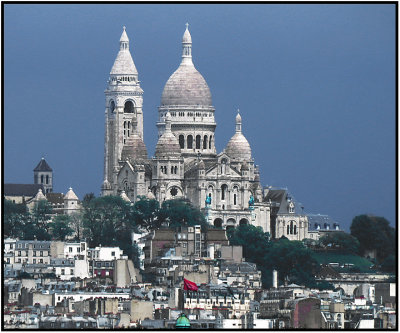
[101,25,309,239]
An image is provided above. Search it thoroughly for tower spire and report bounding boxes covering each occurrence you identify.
[182,23,192,62]
[235,108,242,133]
[120,26,129,50]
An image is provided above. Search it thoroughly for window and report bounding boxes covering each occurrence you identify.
[33,259,36,264]
[111,251,115,257]
[61,269,65,275]
[110,100,115,113]
[203,135,208,149]
[179,135,185,149]
[69,247,73,252]
[46,175,49,184]
[196,135,201,149]
[33,251,36,256]
[40,251,43,256]
[41,175,44,183]
[124,100,135,113]
[70,269,74,275]
[40,259,43,263]
[18,251,21,256]
[221,185,228,200]
[209,135,212,149]
[187,135,193,149]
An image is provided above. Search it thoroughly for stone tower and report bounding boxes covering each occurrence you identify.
[102,27,144,195]
[33,157,53,194]
[158,24,217,162]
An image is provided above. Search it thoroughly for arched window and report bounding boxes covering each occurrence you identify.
[203,135,208,149]
[234,194,237,205]
[196,135,201,149]
[41,175,44,183]
[187,135,193,149]
[287,225,290,235]
[209,135,212,149]
[124,101,135,113]
[239,218,248,225]
[46,175,49,184]
[171,166,174,174]
[294,225,297,235]
[214,218,223,228]
[174,166,178,174]
[221,184,228,200]
[110,100,115,113]
[179,135,185,149]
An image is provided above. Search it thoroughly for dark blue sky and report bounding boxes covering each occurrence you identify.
[4,4,396,231]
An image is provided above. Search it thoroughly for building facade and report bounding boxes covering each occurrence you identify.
[101,25,309,239]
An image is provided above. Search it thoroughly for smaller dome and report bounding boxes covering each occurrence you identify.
[155,112,181,158]
[225,133,252,161]
[34,189,47,201]
[64,187,79,200]
[176,313,190,329]
[225,110,252,161]
[121,118,148,162]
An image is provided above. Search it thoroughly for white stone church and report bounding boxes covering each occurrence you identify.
[101,25,310,240]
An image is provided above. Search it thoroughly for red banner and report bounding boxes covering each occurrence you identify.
[183,278,198,291]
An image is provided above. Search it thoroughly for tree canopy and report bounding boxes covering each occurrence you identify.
[319,232,360,254]
[227,224,319,288]
[350,215,395,262]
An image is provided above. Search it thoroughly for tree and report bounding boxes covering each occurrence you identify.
[69,212,84,240]
[266,238,319,287]
[157,198,209,230]
[31,200,53,233]
[227,225,318,288]
[350,215,395,262]
[4,199,28,238]
[50,215,74,241]
[319,232,360,254]
[82,195,137,259]
[380,255,395,273]
[132,196,161,231]
[227,224,270,264]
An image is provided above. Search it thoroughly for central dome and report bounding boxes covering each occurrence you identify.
[161,64,212,107]
[160,25,212,107]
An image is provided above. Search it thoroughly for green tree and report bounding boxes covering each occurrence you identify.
[267,238,318,287]
[82,195,137,259]
[227,224,270,264]
[157,198,209,230]
[350,215,395,261]
[227,225,318,288]
[4,199,28,238]
[31,200,53,233]
[50,215,74,241]
[319,232,360,254]
[132,196,161,231]
[380,254,395,273]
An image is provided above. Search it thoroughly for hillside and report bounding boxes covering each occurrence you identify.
[311,251,375,273]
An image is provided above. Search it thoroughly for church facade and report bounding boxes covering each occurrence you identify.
[101,26,309,240]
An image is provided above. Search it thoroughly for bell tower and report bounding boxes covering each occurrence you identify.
[102,26,144,195]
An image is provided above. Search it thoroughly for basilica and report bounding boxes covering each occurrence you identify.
[101,25,310,240]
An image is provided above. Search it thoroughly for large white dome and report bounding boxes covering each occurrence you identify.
[160,24,212,107]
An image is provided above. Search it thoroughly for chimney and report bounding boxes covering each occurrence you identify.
[272,270,278,289]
